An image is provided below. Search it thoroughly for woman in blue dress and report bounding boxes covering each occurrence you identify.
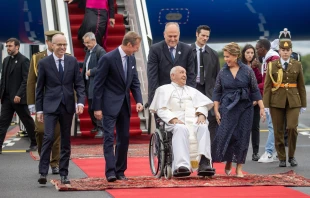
[211,42,266,177]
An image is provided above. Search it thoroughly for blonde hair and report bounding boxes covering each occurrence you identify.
[223,42,241,58]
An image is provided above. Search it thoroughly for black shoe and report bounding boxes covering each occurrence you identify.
[95,130,104,138]
[38,175,47,184]
[51,167,59,174]
[90,127,98,134]
[288,157,298,167]
[107,175,117,182]
[116,175,128,180]
[197,155,215,176]
[60,176,70,184]
[173,166,191,177]
[252,153,260,161]
[279,160,286,167]
[0,147,2,154]
[26,145,37,152]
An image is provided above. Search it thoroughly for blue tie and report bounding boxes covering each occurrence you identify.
[58,59,64,82]
[58,59,65,104]
[124,55,129,82]
[169,47,175,62]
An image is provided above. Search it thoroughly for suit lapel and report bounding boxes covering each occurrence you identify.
[163,43,174,64]
[174,45,181,63]
[287,59,293,72]
[114,50,126,85]
[9,56,17,75]
[126,56,133,87]
[49,55,61,82]
[203,45,212,75]
[63,55,69,81]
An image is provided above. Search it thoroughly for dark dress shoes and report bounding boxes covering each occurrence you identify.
[279,160,287,167]
[90,127,98,133]
[60,176,71,184]
[197,155,215,177]
[107,176,117,182]
[26,145,38,152]
[173,166,191,177]
[116,175,128,180]
[0,147,2,154]
[289,157,298,167]
[38,175,47,185]
[252,153,260,161]
[51,167,59,174]
[95,130,104,138]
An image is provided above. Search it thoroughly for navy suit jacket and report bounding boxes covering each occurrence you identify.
[147,40,195,104]
[92,48,143,117]
[35,54,85,114]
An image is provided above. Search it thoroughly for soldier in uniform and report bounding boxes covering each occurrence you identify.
[27,30,63,174]
[263,33,307,168]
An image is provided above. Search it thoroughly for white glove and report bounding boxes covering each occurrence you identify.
[264,108,270,115]
[300,107,306,114]
[28,104,36,114]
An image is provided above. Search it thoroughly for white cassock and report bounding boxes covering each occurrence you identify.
[149,82,214,171]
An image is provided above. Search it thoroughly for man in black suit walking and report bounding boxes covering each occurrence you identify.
[0,38,37,154]
[82,32,106,137]
[93,31,143,182]
[36,34,85,184]
[191,25,220,142]
[147,22,195,104]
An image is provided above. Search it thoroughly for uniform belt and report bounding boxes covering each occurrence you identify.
[273,83,297,88]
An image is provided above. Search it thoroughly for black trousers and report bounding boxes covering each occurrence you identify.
[0,97,36,147]
[103,101,130,178]
[39,103,74,176]
[196,83,217,142]
[251,105,260,154]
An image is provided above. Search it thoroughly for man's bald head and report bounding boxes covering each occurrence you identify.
[164,22,180,47]
[52,34,67,58]
[170,66,186,86]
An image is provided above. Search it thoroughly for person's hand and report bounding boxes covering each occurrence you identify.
[136,103,143,112]
[86,69,91,76]
[109,18,115,27]
[14,96,21,103]
[28,104,36,114]
[37,113,44,123]
[264,108,270,115]
[76,105,84,115]
[215,111,221,125]
[94,110,103,120]
[196,114,206,124]
[64,0,74,3]
[251,58,260,69]
[300,107,306,114]
[169,118,184,124]
[260,108,266,122]
[253,101,258,106]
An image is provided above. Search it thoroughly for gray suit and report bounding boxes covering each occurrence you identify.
[147,41,195,104]
[191,43,220,142]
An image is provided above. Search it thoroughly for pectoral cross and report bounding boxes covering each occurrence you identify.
[177,99,183,108]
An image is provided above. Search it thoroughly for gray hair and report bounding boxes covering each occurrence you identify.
[170,66,180,75]
[164,22,180,32]
[82,32,96,40]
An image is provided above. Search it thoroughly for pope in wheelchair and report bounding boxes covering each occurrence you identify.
[149,66,215,177]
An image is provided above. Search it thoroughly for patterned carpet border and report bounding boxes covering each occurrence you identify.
[51,170,310,191]
[30,144,149,160]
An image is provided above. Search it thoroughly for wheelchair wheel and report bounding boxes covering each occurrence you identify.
[164,165,172,179]
[149,131,165,177]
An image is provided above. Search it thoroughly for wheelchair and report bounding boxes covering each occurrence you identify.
[149,117,173,179]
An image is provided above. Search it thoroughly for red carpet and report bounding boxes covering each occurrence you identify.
[70,134,150,145]
[67,1,141,138]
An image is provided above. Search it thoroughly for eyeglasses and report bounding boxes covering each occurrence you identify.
[54,43,68,47]
[5,45,14,48]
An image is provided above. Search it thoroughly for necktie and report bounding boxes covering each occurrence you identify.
[169,47,175,62]
[58,59,65,104]
[124,55,129,82]
[58,59,64,81]
[199,48,205,85]
[85,51,91,80]
[284,62,288,70]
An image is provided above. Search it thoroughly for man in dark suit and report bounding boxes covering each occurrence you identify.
[36,34,85,184]
[93,31,143,182]
[191,25,220,142]
[147,22,195,104]
[82,32,106,137]
[0,38,37,154]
